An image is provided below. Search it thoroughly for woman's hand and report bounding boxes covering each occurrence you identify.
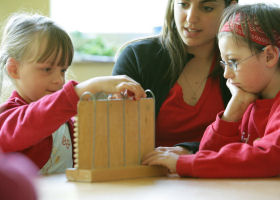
[222,80,258,122]
[142,146,190,173]
[154,146,191,155]
[75,75,146,100]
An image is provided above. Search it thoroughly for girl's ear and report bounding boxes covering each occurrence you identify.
[6,58,20,79]
[263,45,279,68]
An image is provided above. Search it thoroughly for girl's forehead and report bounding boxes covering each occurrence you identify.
[219,33,250,53]
[26,36,70,67]
[41,50,69,66]
[25,45,67,67]
[219,32,246,44]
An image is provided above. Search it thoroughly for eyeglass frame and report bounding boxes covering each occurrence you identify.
[220,48,265,72]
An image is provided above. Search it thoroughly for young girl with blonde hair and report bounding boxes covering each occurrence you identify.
[0,12,146,174]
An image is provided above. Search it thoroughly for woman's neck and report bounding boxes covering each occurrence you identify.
[186,40,217,61]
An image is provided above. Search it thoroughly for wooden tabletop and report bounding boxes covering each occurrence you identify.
[37,173,280,200]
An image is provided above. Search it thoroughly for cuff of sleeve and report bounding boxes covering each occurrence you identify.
[174,142,200,154]
[212,111,241,137]
[63,80,79,108]
[176,154,196,177]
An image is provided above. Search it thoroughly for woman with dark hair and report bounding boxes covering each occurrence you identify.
[113,0,237,153]
[143,3,280,178]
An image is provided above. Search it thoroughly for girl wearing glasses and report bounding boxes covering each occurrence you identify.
[143,3,280,178]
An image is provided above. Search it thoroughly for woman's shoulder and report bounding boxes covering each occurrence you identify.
[113,36,170,78]
[123,36,164,54]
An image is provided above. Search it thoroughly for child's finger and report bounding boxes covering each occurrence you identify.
[142,153,159,165]
[108,93,123,100]
[117,82,146,100]
[142,151,161,164]
[126,90,135,97]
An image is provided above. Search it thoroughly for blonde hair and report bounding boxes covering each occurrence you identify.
[0,12,74,102]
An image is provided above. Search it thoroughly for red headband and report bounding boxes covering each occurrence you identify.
[220,13,280,48]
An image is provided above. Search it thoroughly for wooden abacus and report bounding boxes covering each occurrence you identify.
[66,91,167,182]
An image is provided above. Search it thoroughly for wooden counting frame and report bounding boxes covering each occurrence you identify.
[66,91,167,182]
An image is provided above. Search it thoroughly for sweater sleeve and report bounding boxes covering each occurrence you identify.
[199,111,241,151]
[176,108,280,178]
[0,81,79,152]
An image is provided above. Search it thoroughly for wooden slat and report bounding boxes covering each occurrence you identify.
[124,99,139,166]
[139,98,155,160]
[77,100,95,169]
[94,101,108,169]
[108,100,124,167]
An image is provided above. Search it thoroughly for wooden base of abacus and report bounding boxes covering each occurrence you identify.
[66,92,166,182]
[66,166,167,182]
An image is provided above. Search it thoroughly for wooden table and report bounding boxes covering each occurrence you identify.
[38,173,280,200]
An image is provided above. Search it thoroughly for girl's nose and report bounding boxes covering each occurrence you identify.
[223,66,235,79]
[186,5,199,24]
[52,71,65,85]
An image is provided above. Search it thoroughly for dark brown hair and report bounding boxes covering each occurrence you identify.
[161,0,239,83]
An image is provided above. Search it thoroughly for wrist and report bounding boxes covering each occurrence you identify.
[74,78,101,98]
[222,96,251,122]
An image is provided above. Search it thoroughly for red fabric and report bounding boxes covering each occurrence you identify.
[0,151,38,200]
[177,91,280,178]
[0,81,79,169]
[156,59,224,147]
[220,13,280,47]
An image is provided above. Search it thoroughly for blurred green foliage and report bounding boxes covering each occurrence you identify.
[70,31,117,57]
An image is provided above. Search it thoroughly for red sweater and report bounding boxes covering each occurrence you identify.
[177,91,280,178]
[0,81,79,169]
[156,56,224,147]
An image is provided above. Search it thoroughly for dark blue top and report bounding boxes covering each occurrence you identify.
[112,37,231,152]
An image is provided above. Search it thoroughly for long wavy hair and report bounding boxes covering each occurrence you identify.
[161,0,238,83]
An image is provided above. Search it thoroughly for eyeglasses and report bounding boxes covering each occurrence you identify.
[220,50,264,72]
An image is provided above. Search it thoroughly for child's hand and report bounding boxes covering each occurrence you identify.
[154,146,191,155]
[142,148,180,173]
[226,79,258,105]
[222,80,258,122]
[75,75,146,100]
[108,90,138,100]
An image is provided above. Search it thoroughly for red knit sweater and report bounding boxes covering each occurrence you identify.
[0,81,79,169]
[177,91,280,178]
